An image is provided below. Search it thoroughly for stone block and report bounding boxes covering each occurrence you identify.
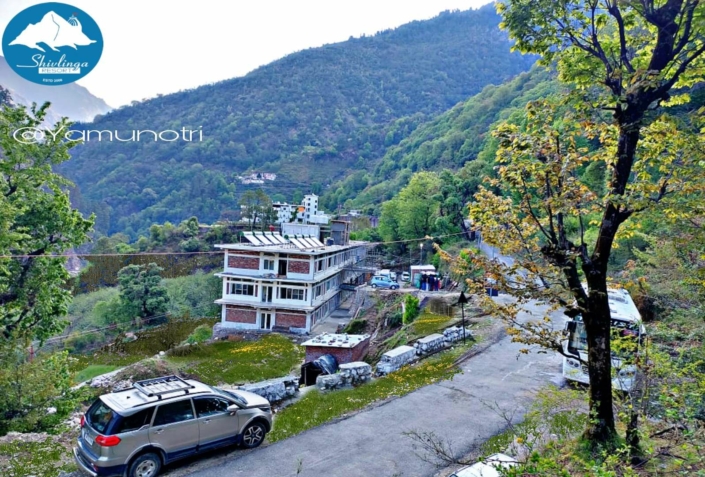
[414,333,446,355]
[238,376,299,403]
[375,345,417,376]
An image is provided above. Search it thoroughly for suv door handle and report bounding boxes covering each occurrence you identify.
[203,419,210,424]
[154,429,164,434]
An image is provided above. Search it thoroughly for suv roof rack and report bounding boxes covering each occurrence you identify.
[133,375,195,400]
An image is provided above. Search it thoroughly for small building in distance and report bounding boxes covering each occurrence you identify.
[301,333,371,364]
[410,265,437,287]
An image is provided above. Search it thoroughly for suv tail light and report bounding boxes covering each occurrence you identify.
[95,435,121,447]
[80,414,85,428]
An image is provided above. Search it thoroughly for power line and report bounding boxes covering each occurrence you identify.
[0,232,468,258]
[41,303,219,345]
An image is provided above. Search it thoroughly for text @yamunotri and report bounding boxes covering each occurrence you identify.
[12,125,204,144]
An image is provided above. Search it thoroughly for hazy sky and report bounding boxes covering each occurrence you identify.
[1,0,495,107]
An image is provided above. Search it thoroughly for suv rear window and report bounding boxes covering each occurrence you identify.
[114,408,154,434]
[87,400,117,434]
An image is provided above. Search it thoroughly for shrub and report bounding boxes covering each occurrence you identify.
[186,324,212,344]
[387,310,403,328]
[0,344,80,435]
[343,319,367,334]
[403,295,420,324]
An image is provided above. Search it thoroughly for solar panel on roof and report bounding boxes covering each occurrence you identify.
[270,234,288,244]
[309,238,325,247]
[243,233,265,246]
[257,234,275,245]
[290,238,309,249]
[300,238,317,247]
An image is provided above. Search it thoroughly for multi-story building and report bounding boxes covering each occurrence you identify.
[213,232,367,334]
[296,194,330,225]
[271,194,330,225]
[272,202,296,224]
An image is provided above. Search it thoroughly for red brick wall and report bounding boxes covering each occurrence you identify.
[304,338,370,364]
[351,339,370,362]
[228,253,260,269]
[275,312,307,328]
[225,306,257,324]
[289,254,309,260]
[305,347,353,364]
[288,260,311,274]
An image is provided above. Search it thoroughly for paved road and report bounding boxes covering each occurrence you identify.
[175,301,566,477]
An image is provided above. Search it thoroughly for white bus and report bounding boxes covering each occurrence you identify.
[562,288,646,392]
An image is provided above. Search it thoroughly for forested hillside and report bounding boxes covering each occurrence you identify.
[322,66,558,210]
[59,5,536,237]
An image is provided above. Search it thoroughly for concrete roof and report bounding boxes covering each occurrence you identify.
[302,333,369,348]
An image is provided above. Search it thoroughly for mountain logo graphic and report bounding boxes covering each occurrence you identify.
[2,2,103,86]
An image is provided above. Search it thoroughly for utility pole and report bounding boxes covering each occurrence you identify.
[456,291,469,344]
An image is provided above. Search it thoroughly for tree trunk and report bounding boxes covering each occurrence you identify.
[626,408,641,460]
[582,279,618,445]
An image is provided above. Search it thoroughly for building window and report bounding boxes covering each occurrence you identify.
[280,287,306,300]
[263,259,275,270]
[229,282,256,296]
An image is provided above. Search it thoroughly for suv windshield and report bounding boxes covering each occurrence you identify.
[87,399,117,434]
[214,387,248,407]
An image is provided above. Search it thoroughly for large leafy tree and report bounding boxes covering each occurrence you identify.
[488,0,705,445]
[0,102,94,342]
[117,263,169,326]
[239,189,273,231]
[380,172,442,241]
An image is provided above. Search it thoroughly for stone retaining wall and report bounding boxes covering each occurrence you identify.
[443,326,474,343]
[237,376,299,403]
[316,362,372,390]
[414,333,446,355]
[375,345,417,376]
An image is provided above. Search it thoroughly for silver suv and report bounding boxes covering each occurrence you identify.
[73,375,273,477]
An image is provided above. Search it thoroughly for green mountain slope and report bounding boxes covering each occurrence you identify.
[322,66,558,210]
[58,5,536,237]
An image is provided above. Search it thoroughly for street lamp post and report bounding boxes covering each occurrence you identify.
[456,291,470,344]
[419,242,423,265]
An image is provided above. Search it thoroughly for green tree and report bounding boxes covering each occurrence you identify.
[403,295,420,324]
[493,0,705,445]
[117,263,169,326]
[180,216,199,237]
[380,172,441,241]
[458,100,704,451]
[0,343,75,434]
[435,165,490,239]
[0,103,94,342]
[239,189,273,231]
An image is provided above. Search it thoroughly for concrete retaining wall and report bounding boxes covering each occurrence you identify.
[375,345,417,376]
[238,376,299,403]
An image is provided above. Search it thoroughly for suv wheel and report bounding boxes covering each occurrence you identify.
[241,422,266,449]
[371,284,377,288]
[128,452,161,477]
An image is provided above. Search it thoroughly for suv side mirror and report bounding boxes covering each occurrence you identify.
[227,404,239,414]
